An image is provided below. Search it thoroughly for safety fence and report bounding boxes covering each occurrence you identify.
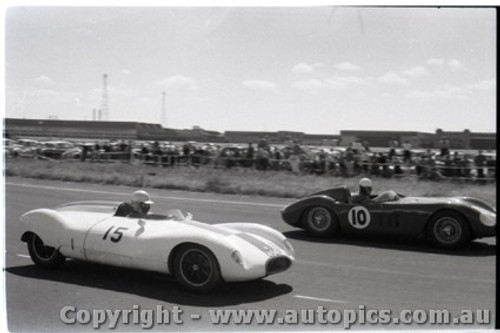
[11,150,496,182]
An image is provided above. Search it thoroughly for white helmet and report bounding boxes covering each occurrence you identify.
[131,190,154,204]
[359,178,373,188]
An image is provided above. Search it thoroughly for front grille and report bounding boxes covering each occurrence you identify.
[266,256,292,276]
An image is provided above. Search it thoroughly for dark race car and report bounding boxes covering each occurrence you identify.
[280,186,496,249]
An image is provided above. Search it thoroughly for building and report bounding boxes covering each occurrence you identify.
[3,118,496,150]
[4,118,164,140]
[3,118,225,142]
[340,130,435,148]
[224,130,339,145]
[434,128,496,150]
[341,129,495,150]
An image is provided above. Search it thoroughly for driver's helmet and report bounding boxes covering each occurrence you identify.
[131,190,154,205]
[359,178,373,195]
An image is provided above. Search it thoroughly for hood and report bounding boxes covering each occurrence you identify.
[179,220,289,255]
[55,201,120,214]
[397,196,495,212]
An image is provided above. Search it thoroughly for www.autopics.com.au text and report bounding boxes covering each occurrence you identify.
[60,305,491,329]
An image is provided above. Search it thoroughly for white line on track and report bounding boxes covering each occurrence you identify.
[6,182,284,208]
[294,295,348,304]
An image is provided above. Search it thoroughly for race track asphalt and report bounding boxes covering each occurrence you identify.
[4,177,496,331]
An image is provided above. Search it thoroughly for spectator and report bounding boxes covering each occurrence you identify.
[351,139,363,154]
[255,148,270,171]
[486,153,496,179]
[377,153,389,177]
[141,144,149,161]
[452,152,463,178]
[316,149,327,174]
[362,141,371,152]
[103,141,111,161]
[392,155,403,176]
[358,145,371,174]
[343,147,355,177]
[388,137,399,160]
[92,141,101,161]
[402,140,412,164]
[442,153,454,178]
[288,140,304,174]
[439,137,451,157]
[370,153,380,177]
[474,150,487,179]
[413,154,424,177]
[141,144,149,155]
[182,143,191,164]
[271,146,282,171]
[246,142,255,168]
[462,154,472,178]
[81,144,89,162]
[326,149,340,175]
[284,135,294,147]
[119,140,127,152]
[257,136,270,150]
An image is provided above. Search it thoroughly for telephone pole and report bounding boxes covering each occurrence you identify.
[161,91,166,127]
[100,73,109,120]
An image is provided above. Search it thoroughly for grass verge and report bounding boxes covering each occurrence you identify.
[4,159,496,205]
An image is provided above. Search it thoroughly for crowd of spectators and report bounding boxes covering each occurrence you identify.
[6,136,496,181]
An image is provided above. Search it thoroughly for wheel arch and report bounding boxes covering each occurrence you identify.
[424,208,472,235]
[300,203,340,228]
[301,204,342,237]
[167,242,222,279]
[21,231,36,243]
[21,209,69,248]
[423,208,475,247]
[293,196,339,227]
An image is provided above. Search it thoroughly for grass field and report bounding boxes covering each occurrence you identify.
[4,159,496,205]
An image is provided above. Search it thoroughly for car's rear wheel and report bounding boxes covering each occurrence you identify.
[304,206,339,237]
[426,211,471,249]
[27,234,65,269]
[174,244,222,293]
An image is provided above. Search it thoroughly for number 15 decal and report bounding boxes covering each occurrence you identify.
[103,226,129,243]
[348,206,371,229]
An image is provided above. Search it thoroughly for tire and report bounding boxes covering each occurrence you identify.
[426,211,471,249]
[27,234,65,269]
[303,206,339,237]
[173,244,222,293]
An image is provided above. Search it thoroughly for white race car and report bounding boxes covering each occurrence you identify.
[20,201,295,293]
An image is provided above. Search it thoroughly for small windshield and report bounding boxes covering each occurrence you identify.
[147,209,186,221]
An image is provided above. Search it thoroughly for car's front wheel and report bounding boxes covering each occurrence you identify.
[304,206,339,237]
[174,244,222,293]
[426,211,471,249]
[27,234,65,269]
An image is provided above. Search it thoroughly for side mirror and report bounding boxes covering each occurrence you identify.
[186,212,193,221]
[138,219,146,228]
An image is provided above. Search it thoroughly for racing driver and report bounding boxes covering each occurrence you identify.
[115,190,154,218]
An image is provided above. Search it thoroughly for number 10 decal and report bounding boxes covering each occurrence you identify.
[348,206,371,229]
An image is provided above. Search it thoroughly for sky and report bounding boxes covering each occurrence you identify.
[4,6,497,135]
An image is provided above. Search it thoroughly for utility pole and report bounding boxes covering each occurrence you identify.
[100,73,109,120]
[161,91,166,127]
